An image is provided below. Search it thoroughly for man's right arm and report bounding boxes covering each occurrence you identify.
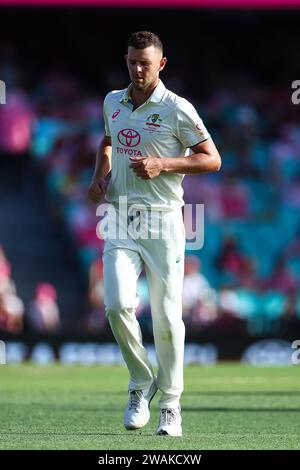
[88,135,112,204]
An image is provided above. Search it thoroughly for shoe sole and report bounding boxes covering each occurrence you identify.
[156,430,182,437]
[124,382,158,430]
[125,422,149,430]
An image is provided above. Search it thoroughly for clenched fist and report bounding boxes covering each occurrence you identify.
[129,156,164,180]
[88,177,107,204]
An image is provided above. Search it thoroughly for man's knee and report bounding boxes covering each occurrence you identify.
[105,307,118,324]
[104,290,139,315]
[153,313,185,332]
[105,301,135,320]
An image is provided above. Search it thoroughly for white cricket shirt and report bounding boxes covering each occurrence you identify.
[103,80,210,210]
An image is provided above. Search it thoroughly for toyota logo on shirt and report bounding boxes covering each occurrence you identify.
[117,128,141,147]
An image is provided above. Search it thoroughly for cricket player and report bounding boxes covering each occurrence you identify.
[88,31,221,436]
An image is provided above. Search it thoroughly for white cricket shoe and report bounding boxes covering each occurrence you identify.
[156,407,182,437]
[124,381,157,430]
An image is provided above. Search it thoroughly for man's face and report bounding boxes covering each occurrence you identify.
[126,45,166,91]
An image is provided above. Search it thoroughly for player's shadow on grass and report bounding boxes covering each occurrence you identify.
[0,432,155,437]
[184,391,300,396]
[183,407,300,412]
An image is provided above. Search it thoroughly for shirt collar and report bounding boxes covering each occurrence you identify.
[120,79,166,105]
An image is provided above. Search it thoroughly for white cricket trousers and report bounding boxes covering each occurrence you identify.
[103,207,185,409]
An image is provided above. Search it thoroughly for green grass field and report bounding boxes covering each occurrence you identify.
[0,363,299,450]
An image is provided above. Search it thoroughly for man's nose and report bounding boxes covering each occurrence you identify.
[135,65,142,74]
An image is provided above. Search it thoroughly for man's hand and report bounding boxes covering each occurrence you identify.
[129,156,164,180]
[88,177,107,204]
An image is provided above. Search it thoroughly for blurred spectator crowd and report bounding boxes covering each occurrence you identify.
[0,57,300,337]
[0,245,60,334]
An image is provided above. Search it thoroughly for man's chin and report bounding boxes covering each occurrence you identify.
[132,82,145,90]
[133,84,145,91]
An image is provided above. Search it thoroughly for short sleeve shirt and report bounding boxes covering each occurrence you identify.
[103,80,210,210]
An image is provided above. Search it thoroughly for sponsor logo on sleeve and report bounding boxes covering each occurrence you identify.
[196,122,206,133]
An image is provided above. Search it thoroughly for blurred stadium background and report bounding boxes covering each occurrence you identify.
[1,2,300,367]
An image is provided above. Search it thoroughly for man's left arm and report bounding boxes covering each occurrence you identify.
[161,138,221,174]
[129,138,221,179]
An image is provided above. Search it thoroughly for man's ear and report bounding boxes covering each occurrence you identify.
[159,57,167,72]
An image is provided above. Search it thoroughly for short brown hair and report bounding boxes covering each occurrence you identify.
[128,31,163,53]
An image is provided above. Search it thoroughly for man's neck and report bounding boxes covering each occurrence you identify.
[130,79,159,109]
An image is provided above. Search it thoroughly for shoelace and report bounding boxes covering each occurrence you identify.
[128,390,143,410]
[160,409,177,426]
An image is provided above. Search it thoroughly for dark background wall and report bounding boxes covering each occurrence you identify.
[1,8,300,93]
